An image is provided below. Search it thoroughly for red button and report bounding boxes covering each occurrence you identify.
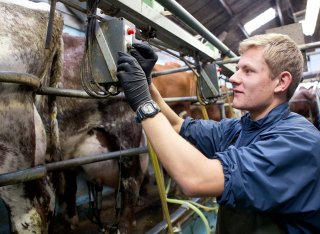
[127,28,135,35]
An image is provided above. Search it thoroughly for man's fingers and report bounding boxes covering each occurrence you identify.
[117,52,137,65]
[129,48,143,60]
[132,43,157,59]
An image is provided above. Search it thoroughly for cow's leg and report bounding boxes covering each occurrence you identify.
[60,169,79,230]
[34,105,47,165]
[0,148,55,234]
[86,182,105,231]
[0,86,55,233]
[61,129,120,230]
[117,151,149,233]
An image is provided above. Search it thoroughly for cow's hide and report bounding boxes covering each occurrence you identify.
[153,62,236,120]
[290,86,319,129]
[0,0,64,233]
[54,34,149,233]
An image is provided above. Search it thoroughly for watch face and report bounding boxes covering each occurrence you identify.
[142,103,155,115]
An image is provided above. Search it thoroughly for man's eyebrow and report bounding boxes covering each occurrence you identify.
[238,63,254,70]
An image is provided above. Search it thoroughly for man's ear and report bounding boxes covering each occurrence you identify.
[274,71,292,94]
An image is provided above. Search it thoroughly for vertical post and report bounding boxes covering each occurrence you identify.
[45,0,57,49]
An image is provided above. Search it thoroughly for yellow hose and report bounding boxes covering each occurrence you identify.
[166,198,212,234]
[200,104,209,120]
[147,141,174,233]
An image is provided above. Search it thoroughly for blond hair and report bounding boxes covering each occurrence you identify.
[239,33,304,99]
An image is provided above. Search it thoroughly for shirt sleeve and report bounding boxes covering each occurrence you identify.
[214,124,320,213]
[179,117,240,158]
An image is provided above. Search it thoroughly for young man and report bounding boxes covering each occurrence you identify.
[117,33,320,233]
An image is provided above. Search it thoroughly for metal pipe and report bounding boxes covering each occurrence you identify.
[45,0,57,48]
[58,0,87,14]
[299,41,320,51]
[0,166,47,187]
[152,66,194,77]
[214,57,240,65]
[146,198,202,234]
[0,72,40,89]
[46,146,148,171]
[218,0,249,38]
[0,72,230,102]
[37,86,92,98]
[37,88,227,103]
[0,146,148,187]
[155,0,237,58]
[58,0,107,22]
[275,0,284,26]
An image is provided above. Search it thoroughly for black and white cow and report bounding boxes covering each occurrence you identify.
[55,33,149,233]
[0,0,64,233]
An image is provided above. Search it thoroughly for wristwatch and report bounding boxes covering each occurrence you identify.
[136,100,161,123]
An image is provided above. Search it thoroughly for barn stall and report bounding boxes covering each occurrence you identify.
[0,0,320,233]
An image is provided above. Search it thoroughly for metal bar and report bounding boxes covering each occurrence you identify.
[36,88,209,102]
[0,146,148,187]
[0,72,40,89]
[0,71,229,102]
[46,146,148,171]
[214,57,240,65]
[0,166,47,187]
[45,0,57,48]
[299,41,320,51]
[275,0,284,26]
[155,0,237,58]
[218,0,249,38]
[59,0,87,14]
[98,0,236,74]
[146,198,202,234]
[37,86,226,103]
[58,0,107,22]
[152,66,194,77]
[37,86,92,98]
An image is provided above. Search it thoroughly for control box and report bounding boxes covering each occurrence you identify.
[91,17,136,94]
[199,63,220,99]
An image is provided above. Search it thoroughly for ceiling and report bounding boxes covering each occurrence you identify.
[59,0,320,77]
[166,0,320,56]
[64,0,319,59]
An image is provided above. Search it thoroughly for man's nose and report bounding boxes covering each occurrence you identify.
[229,72,240,84]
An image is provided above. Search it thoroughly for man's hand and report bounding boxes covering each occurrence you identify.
[130,43,158,84]
[117,52,151,112]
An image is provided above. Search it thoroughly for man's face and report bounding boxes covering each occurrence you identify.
[229,47,279,120]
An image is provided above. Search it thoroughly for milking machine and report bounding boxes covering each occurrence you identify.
[80,10,137,97]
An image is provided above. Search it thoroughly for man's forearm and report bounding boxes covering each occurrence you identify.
[141,113,224,197]
[149,83,184,132]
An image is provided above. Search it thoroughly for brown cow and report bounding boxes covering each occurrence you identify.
[152,62,235,120]
[55,34,149,233]
[153,62,196,117]
[0,0,63,233]
[289,86,319,129]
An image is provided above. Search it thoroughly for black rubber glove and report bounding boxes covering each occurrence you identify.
[129,43,158,84]
[117,52,151,112]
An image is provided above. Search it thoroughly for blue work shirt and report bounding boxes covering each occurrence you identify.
[180,102,320,233]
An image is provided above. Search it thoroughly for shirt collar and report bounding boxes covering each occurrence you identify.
[241,102,290,131]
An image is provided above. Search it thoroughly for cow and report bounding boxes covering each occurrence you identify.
[152,62,236,120]
[54,33,149,233]
[153,62,196,118]
[289,86,320,129]
[0,0,63,233]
